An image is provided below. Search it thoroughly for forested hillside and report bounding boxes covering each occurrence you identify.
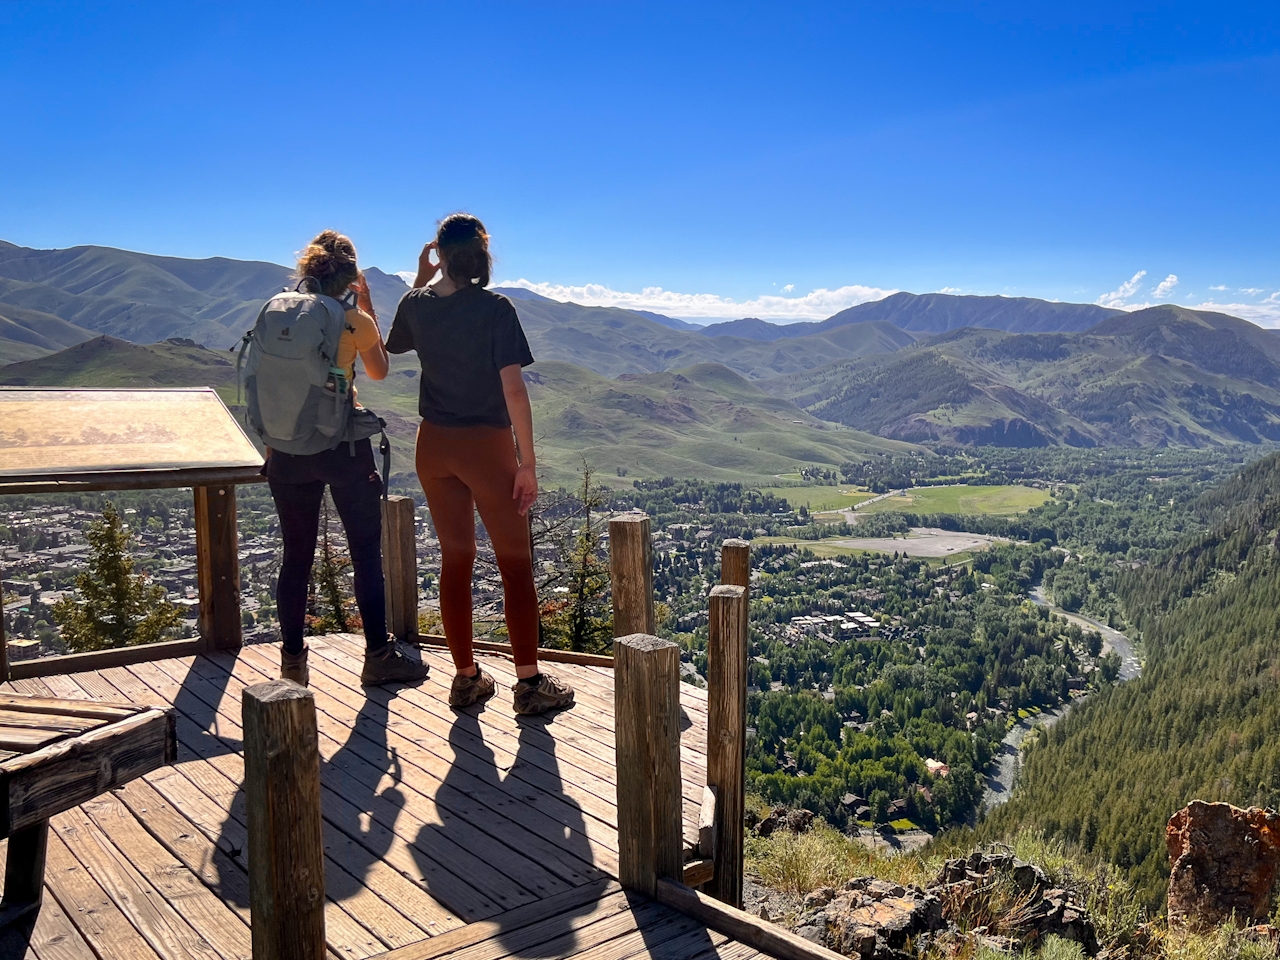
[986,453,1280,910]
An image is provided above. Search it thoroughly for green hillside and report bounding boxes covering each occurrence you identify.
[985,452,1280,909]
[0,338,918,487]
[772,305,1280,448]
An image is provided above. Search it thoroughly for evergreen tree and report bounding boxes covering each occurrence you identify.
[541,461,613,653]
[52,502,181,652]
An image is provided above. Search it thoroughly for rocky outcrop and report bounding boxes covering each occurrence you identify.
[1167,801,1280,928]
[779,850,1096,959]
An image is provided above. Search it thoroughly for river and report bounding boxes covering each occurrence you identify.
[980,586,1142,811]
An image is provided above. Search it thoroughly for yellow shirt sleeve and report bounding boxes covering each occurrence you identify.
[336,308,382,380]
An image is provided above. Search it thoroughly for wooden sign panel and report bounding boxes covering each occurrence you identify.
[0,388,262,480]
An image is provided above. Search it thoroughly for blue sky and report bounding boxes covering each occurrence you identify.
[3,2,1279,322]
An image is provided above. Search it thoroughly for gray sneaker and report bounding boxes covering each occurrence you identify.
[360,640,429,685]
[449,667,496,708]
[512,673,576,716]
[281,646,309,686]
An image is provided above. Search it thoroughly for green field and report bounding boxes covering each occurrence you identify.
[757,485,877,512]
[858,484,1051,516]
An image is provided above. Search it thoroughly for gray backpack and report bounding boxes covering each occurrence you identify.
[238,278,389,480]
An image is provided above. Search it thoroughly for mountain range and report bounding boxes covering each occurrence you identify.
[2,239,1279,461]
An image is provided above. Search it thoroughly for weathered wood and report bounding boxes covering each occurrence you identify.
[721,539,750,590]
[0,594,7,685]
[8,637,204,679]
[415,634,615,667]
[195,484,242,652]
[609,513,655,637]
[243,679,326,960]
[0,819,47,918]
[0,464,267,496]
[381,496,418,642]
[614,632,682,896]
[0,707,174,835]
[683,858,715,888]
[706,583,748,907]
[0,692,141,720]
[698,784,719,858]
[656,877,850,960]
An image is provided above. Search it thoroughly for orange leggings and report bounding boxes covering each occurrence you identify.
[415,421,539,669]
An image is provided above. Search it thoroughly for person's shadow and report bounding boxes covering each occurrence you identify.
[414,707,620,957]
[202,661,401,914]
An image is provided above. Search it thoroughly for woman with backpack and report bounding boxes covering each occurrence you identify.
[268,230,429,687]
[387,214,575,715]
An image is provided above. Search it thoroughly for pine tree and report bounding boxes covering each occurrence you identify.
[310,494,354,634]
[541,461,614,653]
[52,501,181,652]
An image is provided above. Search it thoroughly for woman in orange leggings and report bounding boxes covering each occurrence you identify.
[386,214,574,715]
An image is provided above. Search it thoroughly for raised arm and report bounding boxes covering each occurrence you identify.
[350,272,389,380]
[500,364,538,515]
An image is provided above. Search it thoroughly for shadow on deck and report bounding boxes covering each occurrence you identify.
[0,636,771,960]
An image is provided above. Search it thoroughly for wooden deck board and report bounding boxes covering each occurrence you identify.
[0,639,781,960]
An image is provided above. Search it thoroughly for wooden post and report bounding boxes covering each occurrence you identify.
[0,820,48,917]
[243,680,326,960]
[194,484,241,651]
[721,538,750,590]
[706,583,748,907]
[614,632,682,896]
[0,585,7,682]
[381,496,418,641]
[610,513,655,637]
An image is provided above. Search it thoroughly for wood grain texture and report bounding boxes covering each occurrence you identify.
[706,584,748,908]
[381,497,418,642]
[194,484,242,652]
[415,634,615,667]
[656,878,848,960]
[698,784,719,860]
[0,693,140,720]
[8,640,204,680]
[720,540,750,590]
[683,858,715,888]
[0,465,266,496]
[609,514,655,637]
[243,679,327,960]
[0,708,174,835]
[613,633,682,897]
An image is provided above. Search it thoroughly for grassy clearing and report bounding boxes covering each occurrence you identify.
[756,485,877,512]
[859,484,1052,516]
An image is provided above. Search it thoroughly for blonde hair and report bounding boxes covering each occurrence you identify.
[296,230,358,297]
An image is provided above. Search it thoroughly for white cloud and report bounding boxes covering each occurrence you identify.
[493,278,897,321]
[1095,270,1147,308]
[395,271,416,286]
[937,286,962,295]
[1242,287,1265,296]
[781,283,795,293]
[1152,274,1179,299]
[1177,299,1280,326]
[1209,284,1228,291]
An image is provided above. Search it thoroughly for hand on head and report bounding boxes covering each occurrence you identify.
[513,464,538,516]
[418,241,441,283]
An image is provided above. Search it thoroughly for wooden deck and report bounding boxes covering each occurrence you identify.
[0,635,776,960]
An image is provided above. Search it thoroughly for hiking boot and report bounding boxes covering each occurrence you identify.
[449,667,496,708]
[360,639,429,685]
[281,646,309,686]
[512,673,576,716]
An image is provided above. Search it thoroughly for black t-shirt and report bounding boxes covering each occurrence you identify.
[386,286,535,428]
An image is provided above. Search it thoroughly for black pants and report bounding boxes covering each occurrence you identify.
[266,440,387,656]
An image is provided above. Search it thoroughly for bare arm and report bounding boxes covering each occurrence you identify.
[351,273,389,380]
[500,364,538,515]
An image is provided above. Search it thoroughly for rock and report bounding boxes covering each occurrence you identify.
[823,886,945,958]
[803,887,836,910]
[754,804,816,837]
[1167,800,1280,929]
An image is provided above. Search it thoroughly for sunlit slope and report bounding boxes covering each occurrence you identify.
[770,306,1280,447]
[0,339,919,488]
